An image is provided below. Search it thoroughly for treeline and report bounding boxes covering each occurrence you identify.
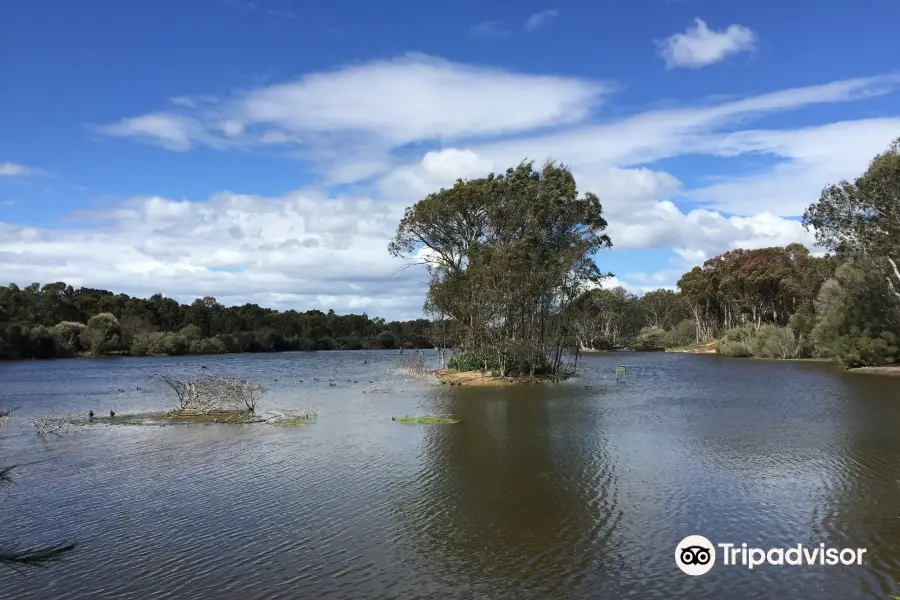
[0,285,433,360]
[570,136,900,367]
[569,244,834,353]
[569,240,897,366]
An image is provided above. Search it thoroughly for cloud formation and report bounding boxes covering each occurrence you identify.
[468,21,509,38]
[97,54,610,177]
[7,57,897,316]
[658,18,756,68]
[0,162,42,177]
[524,10,559,31]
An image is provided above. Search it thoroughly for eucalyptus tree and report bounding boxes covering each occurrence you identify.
[390,160,612,375]
[803,137,900,365]
[803,137,900,297]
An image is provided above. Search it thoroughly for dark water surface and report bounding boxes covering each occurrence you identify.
[2,351,900,599]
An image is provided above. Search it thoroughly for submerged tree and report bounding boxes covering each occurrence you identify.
[390,160,612,376]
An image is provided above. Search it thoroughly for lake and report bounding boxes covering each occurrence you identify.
[2,350,900,599]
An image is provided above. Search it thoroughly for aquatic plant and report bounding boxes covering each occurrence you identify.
[265,410,318,426]
[392,414,460,425]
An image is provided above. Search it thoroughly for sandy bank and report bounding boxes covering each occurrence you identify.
[665,340,720,354]
[431,369,571,387]
[846,365,900,376]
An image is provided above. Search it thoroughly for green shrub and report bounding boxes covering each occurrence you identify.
[833,331,900,367]
[664,319,697,348]
[448,350,490,372]
[634,326,666,350]
[179,324,203,341]
[718,340,752,357]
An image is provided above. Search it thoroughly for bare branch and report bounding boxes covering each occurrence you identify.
[29,411,74,437]
[887,256,900,300]
[0,543,77,573]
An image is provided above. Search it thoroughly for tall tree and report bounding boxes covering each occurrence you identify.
[803,136,900,296]
[390,160,612,375]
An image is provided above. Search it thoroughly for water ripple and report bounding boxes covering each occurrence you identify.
[2,351,900,599]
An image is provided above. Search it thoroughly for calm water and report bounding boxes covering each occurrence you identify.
[2,351,900,599]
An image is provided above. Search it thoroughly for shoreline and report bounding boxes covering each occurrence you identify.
[1,347,433,363]
[845,365,900,376]
[431,368,572,387]
[665,340,719,354]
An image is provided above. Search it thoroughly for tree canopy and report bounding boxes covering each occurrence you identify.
[391,160,611,376]
[0,284,434,360]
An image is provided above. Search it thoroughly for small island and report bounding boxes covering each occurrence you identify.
[389,161,608,384]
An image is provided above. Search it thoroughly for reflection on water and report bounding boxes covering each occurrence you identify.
[2,351,900,599]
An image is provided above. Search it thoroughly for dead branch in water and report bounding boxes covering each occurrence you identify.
[0,406,13,427]
[394,353,429,379]
[217,377,265,412]
[0,542,77,573]
[30,411,74,437]
[1,406,77,572]
[151,373,266,414]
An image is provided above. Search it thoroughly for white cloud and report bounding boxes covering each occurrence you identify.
[658,18,756,69]
[39,57,900,317]
[0,162,42,177]
[525,9,559,31]
[685,118,900,216]
[0,190,429,318]
[170,96,196,108]
[468,21,509,38]
[454,75,896,174]
[98,54,610,163]
[98,114,216,152]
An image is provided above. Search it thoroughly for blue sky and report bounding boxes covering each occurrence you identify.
[1,0,899,318]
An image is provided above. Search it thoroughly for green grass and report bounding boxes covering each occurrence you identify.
[70,409,319,428]
[746,356,832,362]
[268,417,316,426]
[392,415,460,425]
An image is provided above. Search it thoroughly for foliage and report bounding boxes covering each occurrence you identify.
[677,243,836,343]
[571,286,640,350]
[447,350,492,372]
[633,326,667,351]
[0,283,434,360]
[802,137,900,366]
[664,319,698,348]
[809,263,900,366]
[391,160,612,376]
[717,324,803,359]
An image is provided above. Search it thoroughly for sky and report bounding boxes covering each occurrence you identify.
[1,0,899,320]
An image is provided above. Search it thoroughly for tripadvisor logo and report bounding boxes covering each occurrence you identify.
[675,535,868,575]
[676,535,716,576]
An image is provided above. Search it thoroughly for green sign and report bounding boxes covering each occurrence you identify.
[615,365,627,379]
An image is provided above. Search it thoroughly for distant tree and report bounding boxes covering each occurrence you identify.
[636,289,686,330]
[79,312,121,356]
